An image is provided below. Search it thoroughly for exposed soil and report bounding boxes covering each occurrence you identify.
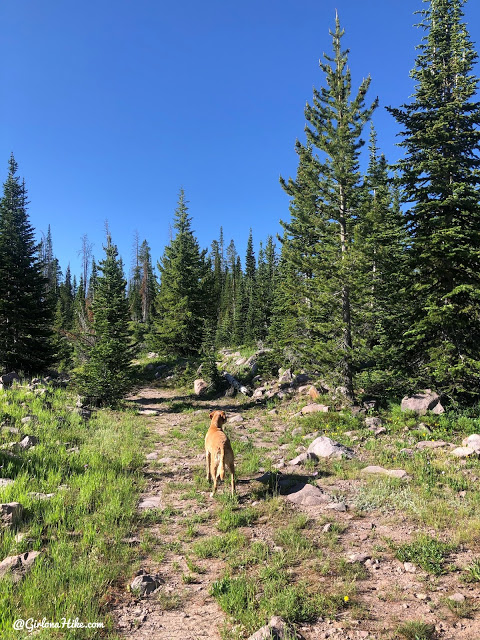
[109,384,480,640]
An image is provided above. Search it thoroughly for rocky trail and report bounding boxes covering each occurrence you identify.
[108,383,480,640]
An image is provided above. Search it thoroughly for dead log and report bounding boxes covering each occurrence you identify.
[222,372,251,396]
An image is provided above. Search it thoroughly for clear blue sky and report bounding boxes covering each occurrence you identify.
[1,0,480,280]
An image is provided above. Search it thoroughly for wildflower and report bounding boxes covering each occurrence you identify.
[344,595,349,602]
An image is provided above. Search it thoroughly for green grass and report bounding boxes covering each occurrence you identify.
[396,620,436,640]
[0,384,148,639]
[394,534,453,575]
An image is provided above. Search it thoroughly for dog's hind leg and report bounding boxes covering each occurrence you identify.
[206,451,211,482]
[228,462,236,496]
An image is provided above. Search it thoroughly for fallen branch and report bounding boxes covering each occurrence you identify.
[222,372,251,396]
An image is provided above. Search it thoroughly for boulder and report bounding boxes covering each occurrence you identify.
[278,368,293,385]
[252,387,265,400]
[365,417,383,429]
[0,551,41,582]
[0,372,20,387]
[415,440,450,450]
[228,414,244,423]
[308,386,320,401]
[451,446,477,458]
[301,403,329,415]
[193,379,208,396]
[307,436,355,460]
[0,502,23,528]
[400,390,444,415]
[130,571,162,596]
[285,483,329,506]
[462,434,480,452]
[18,435,38,450]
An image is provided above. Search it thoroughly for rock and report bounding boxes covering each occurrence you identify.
[74,407,92,420]
[365,417,383,429]
[1,426,19,435]
[247,616,294,640]
[138,409,160,416]
[224,385,236,398]
[0,479,14,489]
[28,492,55,500]
[451,446,478,458]
[278,368,293,385]
[448,592,466,603]
[416,440,449,450]
[326,501,347,512]
[400,390,444,415]
[252,388,265,400]
[285,483,329,506]
[361,466,408,479]
[404,562,416,573]
[348,553,371,563]
[0,372,20,387]
[307,436,355,460]
[0,502,23,528]
[228,414,244,423]
[351,405,366,417]
[138,495,162,510]
[288,452,317,466]
[291,427,303,437]
[363,398,378,411]
[145,452,158,460]
[130,572,162,596]
[322,523,332,533]
[308,386,321,401]
[18,435,38,450]
[301,403,329,415]
[0,550,41,582]
[20,416,33,425]
[462,434,480,452]
[193,379,208,396]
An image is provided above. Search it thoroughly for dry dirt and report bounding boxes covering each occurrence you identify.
[108,384,480,640]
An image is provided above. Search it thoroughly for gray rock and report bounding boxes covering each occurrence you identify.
[400,390,444,415]
[288,452,317,466]
[416,440,449,450]
[193,379,208,396]
[247,616,303,640]
[145,452,158,460]
[278,368,293,384]
[138,409,160,416]
[448,592,465,603]
[451,446,477,458]
[130,572,162,596]
[307,436,354,460]
[138,495,162,510]
[404,562,416,573]
[252,388,265,400]
[20,416,33,425]
[326,501,347,512]
[361,465,408,479]
[0,502,23,528]
[462,434,480,452]
[228,414,244,423]
[365,417,383,429]
[301,403,329,415]
[285,483,329,506]
[18,435,38,450]
[0,550,41,582]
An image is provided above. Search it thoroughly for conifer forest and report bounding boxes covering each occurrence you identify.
[1,0,480,408]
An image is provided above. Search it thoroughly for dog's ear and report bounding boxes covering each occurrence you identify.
[209,411,215,419]
[221,411,226,420]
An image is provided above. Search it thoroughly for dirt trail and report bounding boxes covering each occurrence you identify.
[109,384,480,640]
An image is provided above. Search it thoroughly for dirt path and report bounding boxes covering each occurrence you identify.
[108,384,480,640]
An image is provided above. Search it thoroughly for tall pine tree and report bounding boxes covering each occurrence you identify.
[0,155,54,373]
[387,0,480,399]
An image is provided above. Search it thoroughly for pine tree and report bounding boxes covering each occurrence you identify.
[154,189,211,356]
[387,0,480,399]
[54,264,75,369]
[243,229,257,345]
[0,155,54,373]
[75,235,133,405]
[278,15,377,398]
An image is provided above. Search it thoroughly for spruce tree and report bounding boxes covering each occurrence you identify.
[54,265,75,369]
[154,189,211,356]
[0,155,54,373]
[387,0,480,398]
[243,229,257,345]
[76,236,132,405]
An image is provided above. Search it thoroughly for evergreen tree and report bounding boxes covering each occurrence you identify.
[0,155,54,373]
[387,0,480,399]
[54,265,75,370]
[255,236,277,343]
[278,15,377,397]
[154,189,211,356]
[75,235,133,405]
[139,240,156,325]
[243,229,257,345]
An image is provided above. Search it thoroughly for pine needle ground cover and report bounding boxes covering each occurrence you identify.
[0,383,147,639]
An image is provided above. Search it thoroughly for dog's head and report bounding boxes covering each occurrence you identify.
[209,410,227,428]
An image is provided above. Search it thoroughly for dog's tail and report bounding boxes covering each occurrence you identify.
[216,448,225,480]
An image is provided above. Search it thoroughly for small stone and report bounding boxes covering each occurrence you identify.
[0,502,23,528]
[138,495,162,510]
[301,403,329,415]
[130,573,162,596]
[403,562,416,573]
[322,523,332,533]
[228,414,244,423]
[451,446,477,458]
[145,452,158,460]
[20,416,33,425]
[448,592,465,603]
[365,417,383,429]
[326,502,347,512]
[19,435,39,450]
[414,593,429,600]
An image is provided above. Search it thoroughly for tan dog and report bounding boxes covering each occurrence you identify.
[205,410,235,497]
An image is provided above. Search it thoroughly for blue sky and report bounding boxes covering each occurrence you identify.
[1,0,480,280]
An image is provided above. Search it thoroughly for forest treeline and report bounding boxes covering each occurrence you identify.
[1,0,480,405]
